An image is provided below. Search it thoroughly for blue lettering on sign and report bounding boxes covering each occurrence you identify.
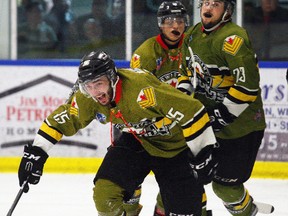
[280,121,288,130]
[262,84,273,100]
[278,108,288,116]
[274,85,285,101]
[264,107,272,115]
[262,84,286,102]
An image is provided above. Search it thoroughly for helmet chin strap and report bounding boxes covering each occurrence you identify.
[111,75,119,102]
[202,10,231,32]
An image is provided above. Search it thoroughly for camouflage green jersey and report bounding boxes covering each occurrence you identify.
[130,34,184,87]
[180,22,266,139]
[33,69,216,158]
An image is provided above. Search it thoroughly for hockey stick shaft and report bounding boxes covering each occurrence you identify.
[188,46,197,95]
[6,179,29,216]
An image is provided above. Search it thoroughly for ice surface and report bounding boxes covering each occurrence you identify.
[1,173,287,216]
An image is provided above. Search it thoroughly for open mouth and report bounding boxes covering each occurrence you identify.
[171,30,181,36]
[96,93,108,104]
[203,12,212,18]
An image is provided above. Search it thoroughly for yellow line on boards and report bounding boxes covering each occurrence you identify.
[1,158,288,179]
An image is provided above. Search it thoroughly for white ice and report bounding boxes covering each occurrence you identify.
[1,173,287,216]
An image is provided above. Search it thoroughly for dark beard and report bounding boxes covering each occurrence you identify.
[202,22,215,29]
[202,12,223,30]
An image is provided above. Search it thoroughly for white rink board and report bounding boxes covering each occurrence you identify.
[0,65,110,157]
[0,65,287,161]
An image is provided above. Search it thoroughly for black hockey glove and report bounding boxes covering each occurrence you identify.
[18,144,48,193]
[188,145,218,185]
[206,103,236,132]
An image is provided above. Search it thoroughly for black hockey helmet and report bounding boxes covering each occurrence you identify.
[157,1,190,28]
[78,50,117,85]
[224,0,236,14]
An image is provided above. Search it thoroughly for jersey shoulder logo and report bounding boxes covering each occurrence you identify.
[137,87,157,109]
[222,35,243,56]
[70,96,79,116]
[131,54,141,69]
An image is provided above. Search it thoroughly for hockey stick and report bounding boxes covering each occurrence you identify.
[6,178,29,216]
[188,46,197,95]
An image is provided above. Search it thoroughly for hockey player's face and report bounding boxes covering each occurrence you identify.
[84,75,113,106]
[200,0,225,29]
[161,17,185,44]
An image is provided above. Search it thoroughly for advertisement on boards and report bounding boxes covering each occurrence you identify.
[0,65,110,157]
[257,68,288,161]
[0,64,287,161]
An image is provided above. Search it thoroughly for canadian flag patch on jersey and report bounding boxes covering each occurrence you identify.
[137,87,157,109]
[222,35,243,56]
[70,96,79,116]
[131,54,141,69]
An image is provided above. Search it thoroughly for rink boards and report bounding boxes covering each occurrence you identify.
[0,60,287,179]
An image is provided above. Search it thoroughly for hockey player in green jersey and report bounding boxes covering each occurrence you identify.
[179,0,268,215]
[131,2,211,215]
[17,50,218,216]
[131,1,189,89]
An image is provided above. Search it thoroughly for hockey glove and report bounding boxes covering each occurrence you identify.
[206,103,236,132]
[18,143,48,193]
[188,145,218,185]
